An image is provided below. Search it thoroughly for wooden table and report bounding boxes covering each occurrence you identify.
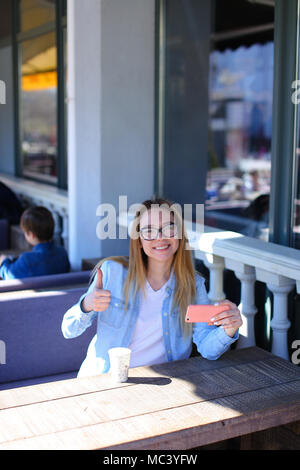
[1,347,300,450]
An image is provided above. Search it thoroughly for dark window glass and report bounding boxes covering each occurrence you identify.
[0,0,12,41]
[292,73,300,248]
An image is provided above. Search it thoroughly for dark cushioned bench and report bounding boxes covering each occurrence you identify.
[0,270,92,293]
[0,284,96,390]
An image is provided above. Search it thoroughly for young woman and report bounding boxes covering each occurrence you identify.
[62,198,242,377]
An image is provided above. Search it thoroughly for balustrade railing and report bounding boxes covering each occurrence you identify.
[188,225,300,361]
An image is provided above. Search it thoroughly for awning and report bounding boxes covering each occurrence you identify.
[22,70,57,91]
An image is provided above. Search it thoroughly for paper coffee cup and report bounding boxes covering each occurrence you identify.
[108,347,131,382]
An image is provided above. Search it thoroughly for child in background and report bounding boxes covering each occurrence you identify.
[0,206,70,280]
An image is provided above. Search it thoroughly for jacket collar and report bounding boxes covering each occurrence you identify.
[32,240,54,252]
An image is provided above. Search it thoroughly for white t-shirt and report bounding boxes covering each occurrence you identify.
[129,279,169,368]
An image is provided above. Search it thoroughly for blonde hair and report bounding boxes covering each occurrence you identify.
[92,198,198,335]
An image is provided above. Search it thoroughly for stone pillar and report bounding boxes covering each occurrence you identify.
[203,254,225,304]
[234,266,257,348]
[67,0,155,269]
[257,268,295,360]
[267,279,295,360]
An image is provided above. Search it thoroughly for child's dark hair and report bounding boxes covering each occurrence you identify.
[20,206,54,242]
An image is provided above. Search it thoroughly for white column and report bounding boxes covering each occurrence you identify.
[67,0,155,269]
[267,279,295,360]
[67,0,102,269]
[256,269,295,360]
[225,259,257,348]
[203,254,225,304]
[234,266,257,348]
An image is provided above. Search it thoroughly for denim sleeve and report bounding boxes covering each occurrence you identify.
[61,283,97,339]
[61,260,109,339]
[192,274,238,360]
[0,254,31,280]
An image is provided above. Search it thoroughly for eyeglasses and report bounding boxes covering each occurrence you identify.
[139,223,178,241]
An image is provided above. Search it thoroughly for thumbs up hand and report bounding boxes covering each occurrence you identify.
[81,267,111,313]
[95,267,103,289]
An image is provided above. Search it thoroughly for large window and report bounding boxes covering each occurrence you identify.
[158,0,274,240]
[206,0,274,240]
[15,0,67,187]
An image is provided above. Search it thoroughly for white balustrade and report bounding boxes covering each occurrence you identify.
[267,279,295,360]
[189,225,300,361]
[203,254,225,304]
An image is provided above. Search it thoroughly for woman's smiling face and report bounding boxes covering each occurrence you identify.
[139,207,179,263]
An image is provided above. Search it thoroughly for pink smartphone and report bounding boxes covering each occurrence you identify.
[185,304,230,324]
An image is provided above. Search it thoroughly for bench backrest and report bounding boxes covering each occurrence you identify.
[0,270,92,293]
[0,285,96,384]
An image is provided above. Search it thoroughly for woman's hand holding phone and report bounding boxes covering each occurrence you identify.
[185,300,242,338]
[210,300,242,337]
[81,268,111,313]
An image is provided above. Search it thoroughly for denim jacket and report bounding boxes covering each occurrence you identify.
[61,260,238,377]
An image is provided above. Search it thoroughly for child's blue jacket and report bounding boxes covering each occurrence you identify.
[0,241,70,279]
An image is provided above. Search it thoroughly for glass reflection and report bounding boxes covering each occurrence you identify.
[20,31,57,183]
[205,0,274,241]
[20,0,56,33]
[207,43,273,240]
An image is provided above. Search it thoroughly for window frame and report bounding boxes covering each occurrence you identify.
[269,0,300,248]
[12,0,67,189]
